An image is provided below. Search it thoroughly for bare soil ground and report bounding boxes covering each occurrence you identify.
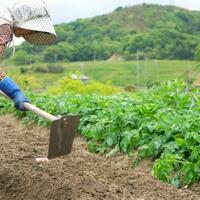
[0,115,199,200]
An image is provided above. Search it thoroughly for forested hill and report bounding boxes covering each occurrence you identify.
[6,4,200,64]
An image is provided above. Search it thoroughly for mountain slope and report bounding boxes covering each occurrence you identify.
[5,4,200,64]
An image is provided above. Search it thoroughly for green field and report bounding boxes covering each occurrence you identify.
[4,60,196,91]
[61,60,195,86]
[1,80,200,187]
[2,59,200,187]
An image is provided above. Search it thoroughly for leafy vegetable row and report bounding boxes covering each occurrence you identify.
[1,80,200,187]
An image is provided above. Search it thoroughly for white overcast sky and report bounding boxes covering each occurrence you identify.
[2,0,200,24]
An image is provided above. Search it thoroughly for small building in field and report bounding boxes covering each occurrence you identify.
[107,54,124,62]
[193,79,200,87]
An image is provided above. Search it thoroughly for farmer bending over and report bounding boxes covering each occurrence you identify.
[0,0,56,110]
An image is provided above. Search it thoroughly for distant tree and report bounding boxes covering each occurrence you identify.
[43,46,59,62]
[194,44,200,62]
[114,6,123,12]
[13,50,30,65]
[4,4,200,64]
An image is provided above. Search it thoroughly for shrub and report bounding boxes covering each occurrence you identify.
[48,74,122,95]
[33,64,65,74]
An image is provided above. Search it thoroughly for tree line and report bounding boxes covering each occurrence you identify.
[4,4,200,65]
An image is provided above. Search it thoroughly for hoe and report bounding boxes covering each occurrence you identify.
[0,90,80,160]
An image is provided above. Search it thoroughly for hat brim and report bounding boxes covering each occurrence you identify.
[16,16,57,45]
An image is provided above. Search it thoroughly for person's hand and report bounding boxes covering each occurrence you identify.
[0,76,30,111]
[12,91,30,111]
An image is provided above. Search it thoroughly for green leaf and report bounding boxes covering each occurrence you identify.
[182,162,194,186]
[106,136,114,147]
[175,138,185,147]
[138,145,149,158]
[171,174,180,188]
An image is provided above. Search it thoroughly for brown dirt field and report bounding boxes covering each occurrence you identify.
[0,114,200,200]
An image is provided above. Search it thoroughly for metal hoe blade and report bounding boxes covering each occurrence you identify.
[47,115,80,159]
[0,90,81,160]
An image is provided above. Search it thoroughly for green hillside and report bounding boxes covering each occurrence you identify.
[5,4,200,64]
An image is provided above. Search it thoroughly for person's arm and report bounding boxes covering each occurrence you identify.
[0,24,12,58]
[0,24,12,71]
[0,24,30,111]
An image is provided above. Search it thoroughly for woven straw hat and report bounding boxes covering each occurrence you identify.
[12,0,56,45]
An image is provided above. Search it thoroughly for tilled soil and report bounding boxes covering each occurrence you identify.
[0,114,200,200]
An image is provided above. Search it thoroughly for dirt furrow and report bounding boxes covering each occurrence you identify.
[0,115,199,200]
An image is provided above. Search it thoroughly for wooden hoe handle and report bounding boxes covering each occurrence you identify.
[0,90,58,122]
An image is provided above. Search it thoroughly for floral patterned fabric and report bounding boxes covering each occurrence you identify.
[0,24,12,59]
